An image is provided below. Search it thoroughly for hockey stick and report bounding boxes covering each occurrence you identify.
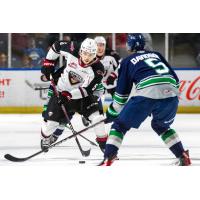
[25,80,49,90]
[4,119,105,162]
[34,87,49,90]
[39,75,96,147]
[51,79,91,157]
[64,124,97,147]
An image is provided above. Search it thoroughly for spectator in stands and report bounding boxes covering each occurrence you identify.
[12,33,29,53]
[63,34,72,42]
[0,34,8,53]
[72,33,87,44]
[70,33,87,49]
[142,33,153,51]
[0,52,7,68]
[172,33,200,67]
[21,54,33,68]
[23,37,46,67]
[46,33,60,50]
[108,33,153,58]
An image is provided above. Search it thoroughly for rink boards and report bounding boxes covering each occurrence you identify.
[0,68,199,113]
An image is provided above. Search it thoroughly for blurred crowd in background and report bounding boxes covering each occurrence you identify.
[0,33,200,69]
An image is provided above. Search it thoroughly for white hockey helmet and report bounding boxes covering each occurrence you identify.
[80,38,97,56]
[94,36,106,45]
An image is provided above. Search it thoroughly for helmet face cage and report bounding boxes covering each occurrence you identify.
[126,33,145,51]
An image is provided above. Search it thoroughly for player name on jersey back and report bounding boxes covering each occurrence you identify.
[131,53,160,65]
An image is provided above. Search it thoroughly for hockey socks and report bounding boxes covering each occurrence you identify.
[43,86,53,112]
[96,136,108,153]
[104,129,124,158]
[161,129,185,158]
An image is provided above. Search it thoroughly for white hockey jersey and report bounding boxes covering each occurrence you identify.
[45,41,104,99]
[100,55,118,89]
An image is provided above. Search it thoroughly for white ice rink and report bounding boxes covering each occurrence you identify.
[0,113,199,166]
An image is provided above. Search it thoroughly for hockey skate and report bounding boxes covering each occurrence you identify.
[81,115,91,127]
[175,150,191,166]
[98,154,118,166]
[41,134,58,152]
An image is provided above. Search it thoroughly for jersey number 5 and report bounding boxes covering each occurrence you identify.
[144,58,169,74]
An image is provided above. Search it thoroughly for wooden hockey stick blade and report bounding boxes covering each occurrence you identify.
[4,150,43,162]
[74,136,91,157]
[25,80,35,89]
[25,80,49,90]
[81,148,91,157]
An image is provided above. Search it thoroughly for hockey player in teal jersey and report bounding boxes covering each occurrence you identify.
[99,33,191,166]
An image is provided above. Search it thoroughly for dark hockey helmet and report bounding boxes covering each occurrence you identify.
[126,33,145,51]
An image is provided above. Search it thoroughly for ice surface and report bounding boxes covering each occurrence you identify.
[0,113,199,166]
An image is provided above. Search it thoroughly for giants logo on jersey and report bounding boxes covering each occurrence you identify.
[68,71,83,85]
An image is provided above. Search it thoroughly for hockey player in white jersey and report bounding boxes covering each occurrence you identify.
[94,36,119,97]
[40,38,108,152]
[81,36,119,127]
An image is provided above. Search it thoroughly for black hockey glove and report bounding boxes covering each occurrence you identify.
[106,72,117,85]
[58,91,72,105]
[105,103,119,124]
[41,59,56,81]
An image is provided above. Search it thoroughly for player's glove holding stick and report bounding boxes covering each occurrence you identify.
[41,59,56,81]
[105,103,119,124]
[57,91,72,105]
[106,72,117,85]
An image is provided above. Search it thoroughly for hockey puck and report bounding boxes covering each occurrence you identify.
[79,160,86,164]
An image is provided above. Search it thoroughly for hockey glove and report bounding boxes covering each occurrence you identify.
[58,91,72,105]
[105,103,119,124]
[106,72,117,85]
[41,59,56,81]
